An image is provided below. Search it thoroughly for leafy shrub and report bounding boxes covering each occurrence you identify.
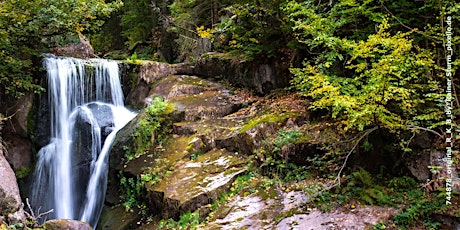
[125,97,173,161]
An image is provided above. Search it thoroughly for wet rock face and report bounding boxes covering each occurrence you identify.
[120,61,193,108]
[72,103,115,211]
[0,148,26,225]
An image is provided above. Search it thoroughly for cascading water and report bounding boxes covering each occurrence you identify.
[30,56,136,228]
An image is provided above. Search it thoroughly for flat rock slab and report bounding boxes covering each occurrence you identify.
[147,148,246,219]
[276,207,399,230]
[205,188,398,230]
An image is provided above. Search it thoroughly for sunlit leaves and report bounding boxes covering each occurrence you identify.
[289,8,443,131]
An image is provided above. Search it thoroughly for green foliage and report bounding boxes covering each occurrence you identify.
[0,0,122,98]
[393,194,445,229]
[252,128,310,181]
[169,0,226,61]
[240,112,298,133]
[121,0,156,50]
[7,222,24,230]
[289,20,441,131]
[211,0,288,59]
[119,172,146,212]
[125,97,173,162]
[14,166,31,179]
[339,168,388,205]
[120,97,173,214]
[157,211,200,230]
[387,176,419,191]
[311,170,453,228]
[373,222,387,230]
[284,0,459,133]
[168,0,290,60]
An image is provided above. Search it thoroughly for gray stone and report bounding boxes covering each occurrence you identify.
[42,219,92,230]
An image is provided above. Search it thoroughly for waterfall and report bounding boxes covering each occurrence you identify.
[30,56,136,228]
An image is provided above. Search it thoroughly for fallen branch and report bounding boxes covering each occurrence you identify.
[334,126,379,186]
[24,198,54,227]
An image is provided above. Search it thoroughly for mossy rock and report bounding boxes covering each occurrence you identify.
[146,148,247,220]
[148,75,243,121]
[42,219,91,230]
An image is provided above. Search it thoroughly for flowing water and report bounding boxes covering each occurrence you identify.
[30,56,136,228]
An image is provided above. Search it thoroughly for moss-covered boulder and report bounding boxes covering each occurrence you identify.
[105,69,334,229]
[147,148,246,219]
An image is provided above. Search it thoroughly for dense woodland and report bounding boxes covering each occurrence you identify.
[1,0,460,229]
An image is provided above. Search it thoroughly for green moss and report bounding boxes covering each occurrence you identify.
[177,76,213,87]
[26,101,36,139]
[124,97,174,162]
[14,166,31,179]
[240,112,299,133]
[258,187,277,201]
[119,97,175,213]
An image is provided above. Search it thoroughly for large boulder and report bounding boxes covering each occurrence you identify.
[50,33,96,59]
[119,61,192,108]
[0,146,26,225]
[42,219,92,230]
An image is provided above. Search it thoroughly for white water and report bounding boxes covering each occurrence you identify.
[30,56,136,228]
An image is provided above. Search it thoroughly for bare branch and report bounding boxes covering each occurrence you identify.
[407,125,443,139]
[380,4,440,41]
[25,198,54,227]
[334,126,379,186]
